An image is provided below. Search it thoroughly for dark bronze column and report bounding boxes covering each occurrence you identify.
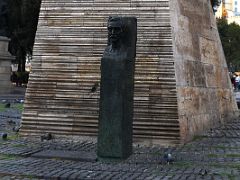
[97,16,137,160]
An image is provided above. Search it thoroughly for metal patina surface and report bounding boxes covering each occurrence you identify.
[97,16,136,160]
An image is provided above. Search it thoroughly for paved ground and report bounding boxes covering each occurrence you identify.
[0,86,26,100]
[0,90,240,179]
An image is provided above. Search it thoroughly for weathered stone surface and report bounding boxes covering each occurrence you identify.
[21,0,180,145]
[0,36,15,94]
[21,0,237,145]
[170,0,238,142]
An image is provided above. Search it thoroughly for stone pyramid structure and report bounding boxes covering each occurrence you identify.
[21,0,238,145]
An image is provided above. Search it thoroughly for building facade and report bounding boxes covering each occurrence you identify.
[216,0,240,24]
[234,0,240,15]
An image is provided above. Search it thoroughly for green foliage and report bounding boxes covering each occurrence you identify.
[7,134,20,140]
[217,18,240,71]
[192,135,207,141]
[0,154,18,160]
[15,71,29,84]
[0,104,6,112]
[225,154,240,158]
[7,0,41,72]
[211,0,221,11]
[12,103,24,112]
[208,153,240,158]
[172,161,193,168]
[207,153,219,158]
[11,143,27,148]
[0,103,24,112]
[211,0,221,7]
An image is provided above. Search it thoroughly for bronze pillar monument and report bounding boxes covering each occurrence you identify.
[97,16,137,160]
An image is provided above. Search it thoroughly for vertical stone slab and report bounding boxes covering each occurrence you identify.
[0,36,14,94]
[97,17,137,159]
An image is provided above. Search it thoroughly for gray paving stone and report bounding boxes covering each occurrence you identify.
[31,150,97,162]
[102,171,121,179]
[170,174,183,180]
[1,105,240,179]
[67,171,83,180]
[43,168,65,179]
[73,169,91,179]
[124,172,142,180]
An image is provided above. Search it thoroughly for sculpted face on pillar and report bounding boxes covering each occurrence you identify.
[98,16,137,160]
[107,16,123,52]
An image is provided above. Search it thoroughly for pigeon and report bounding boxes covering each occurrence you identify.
[199,169,208,176]
[40,133,53,141]
[5,103,10,108]
[91,83,99,93]
[164,153,173,164]
[7,120,16,125]
[13,126,20,132]
[15,99,24,103]
[1,133,7,140]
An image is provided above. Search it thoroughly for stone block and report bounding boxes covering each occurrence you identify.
[0,36,15,94]
[21,0,238,146]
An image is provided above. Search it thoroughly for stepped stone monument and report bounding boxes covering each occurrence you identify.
[21,0,238,145]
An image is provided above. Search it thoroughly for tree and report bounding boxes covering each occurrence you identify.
[7,0,41,72]
[211,0,221,7]
[217,18,240,71]
[211,0,221,13]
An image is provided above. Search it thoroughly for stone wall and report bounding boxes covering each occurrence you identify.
[21,0,238,145]
[21,0,180,145]
[170,0,238,142]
